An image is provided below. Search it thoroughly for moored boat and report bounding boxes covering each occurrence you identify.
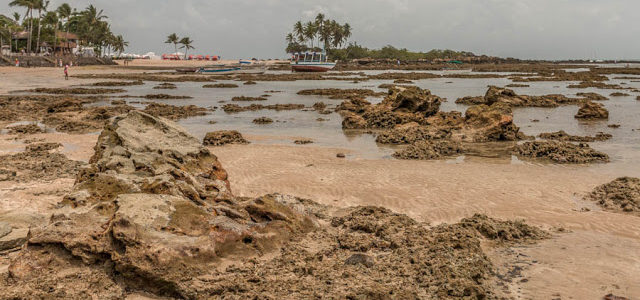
[175,67,198,73]
[197,66,242,74]
[197,64,266,75]
[291,51,336,72]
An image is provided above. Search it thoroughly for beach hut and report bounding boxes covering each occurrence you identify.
[11,31,79,55]
[55,32,79,55]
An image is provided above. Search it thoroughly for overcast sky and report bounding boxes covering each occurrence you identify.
[3,0,639,60]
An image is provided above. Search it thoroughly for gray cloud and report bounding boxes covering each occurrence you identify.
[3,0,638,59]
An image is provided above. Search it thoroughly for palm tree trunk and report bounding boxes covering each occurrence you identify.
[27,8,32,54]
[36,9,42,54]
[65,18,70,55]
[174,43,177,55]
[53,23,58,56]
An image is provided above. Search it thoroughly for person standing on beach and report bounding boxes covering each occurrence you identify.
[64,64,69,80]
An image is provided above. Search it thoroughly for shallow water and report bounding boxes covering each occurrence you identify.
[82,70,640,176]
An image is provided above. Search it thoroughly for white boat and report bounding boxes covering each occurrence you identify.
[291,51,336,72]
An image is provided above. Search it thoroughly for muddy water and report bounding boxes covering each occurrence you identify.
[91,70,640,176]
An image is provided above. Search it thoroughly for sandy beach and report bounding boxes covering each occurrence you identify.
[1,61,639,299]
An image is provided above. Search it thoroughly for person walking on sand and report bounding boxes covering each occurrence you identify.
[64,64,69,80]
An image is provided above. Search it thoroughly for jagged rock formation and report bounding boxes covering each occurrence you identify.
[2,112,315,298]
[339,86,523,144]
[585,177,640,215]
[456,86,613,107]
[393,140,465,160]
[337,86,442,130]
[538,130,612,142]
[514,141,609,163]
[375,122,452,144]
[575,101,609,119]
[203,130,249,146]
[462,103,525,142]
[0,112,552,299]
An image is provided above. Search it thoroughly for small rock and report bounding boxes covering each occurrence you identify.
[345,253,375,268]
[253,117,274,124]
[336,153,346,158]
[294,139,313,145]
[203,130,249,146]
[0,227,29,251]
[603,294,630,300]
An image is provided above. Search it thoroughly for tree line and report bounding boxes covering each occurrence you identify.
[284,14,477,62]
[285,13,351,54]
[328,43,477,61]
[0,1,127,56]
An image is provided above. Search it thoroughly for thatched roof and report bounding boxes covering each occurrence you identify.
[12,31,79,40]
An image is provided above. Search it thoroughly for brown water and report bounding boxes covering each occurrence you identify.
[83,69,640,177]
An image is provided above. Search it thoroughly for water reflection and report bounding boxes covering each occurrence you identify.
[64,69,640,177]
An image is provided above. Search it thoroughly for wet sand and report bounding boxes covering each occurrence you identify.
[215,143,640,298]
[1,64,639,298]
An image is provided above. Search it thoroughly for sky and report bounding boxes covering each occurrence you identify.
[2,0,639,60]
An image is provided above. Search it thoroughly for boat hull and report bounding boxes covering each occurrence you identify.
[175,67,198,73]
[291,63,336,72]
[197,67,242,74]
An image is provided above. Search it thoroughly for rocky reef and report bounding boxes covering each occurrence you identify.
[455,86,589,107]
[575,101,609,119]
[0,111,551,299]
[585,177,640,215]
[513,141,609,163]
[336,86,530,160]
[203,130,250,146]
[538,130,612,142]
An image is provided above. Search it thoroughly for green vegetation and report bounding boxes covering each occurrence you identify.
[179,37,194,59]
[283,14,477,61]
[328,43,476,61]
[1,1,127,56]
[285,13,351,53]
[165,33,179,54]
[164,33,195,58]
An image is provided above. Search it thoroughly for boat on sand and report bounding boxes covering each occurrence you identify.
[196,65,266,74]
[291,51,336,72]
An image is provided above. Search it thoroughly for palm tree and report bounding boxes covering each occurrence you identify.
[12,12,20,52]
[293,21,304,44]
[165,33,179,54]
[285,32,294,45]
[319,20,333,50]
[9,0,37,54]
[42,10,57,54]
[179,37,194,59]
[34,0,48,54]
[112,34,127,56]
[95,21,111,56]
[341,23,351,47]
[81,4,107,49]
[56,3,71,54]
[315,13,325,48]
[83,4,107,26]
[303,21,317,49]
